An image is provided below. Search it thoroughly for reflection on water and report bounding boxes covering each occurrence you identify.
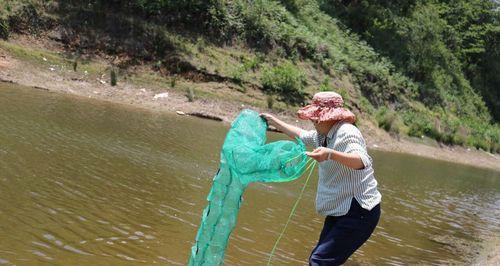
[0,82,499,265]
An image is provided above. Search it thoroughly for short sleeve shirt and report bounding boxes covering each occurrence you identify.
[300,122,382,216]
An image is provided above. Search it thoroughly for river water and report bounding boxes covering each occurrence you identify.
[0,82,499,265]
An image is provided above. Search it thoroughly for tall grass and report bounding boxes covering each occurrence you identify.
[261,62,307,106]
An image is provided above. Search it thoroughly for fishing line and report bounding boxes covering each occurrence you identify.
[267,158,317,266]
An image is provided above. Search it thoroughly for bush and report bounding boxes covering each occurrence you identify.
[489,127,500,153]
[170,76,176,88]
[358,97,375,115]
[473,137,490,151]
[376,107,404,135]
[266,94,274,109]
[491,142,500,154]
[0,19,8,40]
[186,87,195,102]
[242,55,260,71]
[402,110,432,138]
[261,62,307,106]
[110,68,117,86]
[399,108,500,151]
[73,59,78,71]
[318,83,330,92]
[318,77,331,92]
[231,66,244,85]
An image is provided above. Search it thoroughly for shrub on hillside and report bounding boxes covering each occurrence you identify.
[261,62,307,106]
[266,94,274,109]
[186,87,195,102]
[376,107,404,135]
[0,19,8,40]
[110,68,117,86]
[242,55,260,71]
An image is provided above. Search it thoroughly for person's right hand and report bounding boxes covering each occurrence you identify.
[259,113,279,127]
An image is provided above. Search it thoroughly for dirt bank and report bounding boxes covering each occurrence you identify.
[0,35,499,172]
[474,236,500,266]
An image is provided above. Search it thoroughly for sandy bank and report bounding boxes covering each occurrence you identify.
[0,37,499,172]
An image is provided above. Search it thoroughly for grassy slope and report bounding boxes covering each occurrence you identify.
[0,0,498,153]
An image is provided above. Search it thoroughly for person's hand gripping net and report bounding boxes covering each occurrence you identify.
[305,147,334,162]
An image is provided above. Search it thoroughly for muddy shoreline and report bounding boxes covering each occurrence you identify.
[0,37,499,173]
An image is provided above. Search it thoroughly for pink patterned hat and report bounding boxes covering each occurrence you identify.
[297,92,356,124]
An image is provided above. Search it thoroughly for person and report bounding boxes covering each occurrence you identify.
[260,91,381,266]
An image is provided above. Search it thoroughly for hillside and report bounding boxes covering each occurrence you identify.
[0,0,499,153]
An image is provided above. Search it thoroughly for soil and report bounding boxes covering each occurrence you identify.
[0,35,499,173]
[474,236,500,266]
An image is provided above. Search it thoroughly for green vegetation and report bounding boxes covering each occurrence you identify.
[0,0,498,152]
[231,66,244,85]
[170,76,176,88]
[110,68,117,86]
[0,19,8,40]
[261,62,307,106]
[0,0,10,40]
[320,0,500,151]
[376,107,404,136]
[186,87,195,102]
[321,0,499,120]
[0,39,69,66]
[266,95,274,110]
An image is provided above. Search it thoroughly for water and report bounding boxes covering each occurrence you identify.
[0,82,499,265]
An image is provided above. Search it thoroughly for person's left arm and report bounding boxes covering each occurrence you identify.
[306,125,372,170]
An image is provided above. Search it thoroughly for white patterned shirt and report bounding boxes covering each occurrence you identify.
[300,122,381,216]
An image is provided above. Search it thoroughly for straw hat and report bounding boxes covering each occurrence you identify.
[297,91,356,124]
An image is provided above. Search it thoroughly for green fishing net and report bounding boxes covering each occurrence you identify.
[189,109,310,265]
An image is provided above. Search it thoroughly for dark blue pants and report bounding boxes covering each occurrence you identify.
[309,199,380,266]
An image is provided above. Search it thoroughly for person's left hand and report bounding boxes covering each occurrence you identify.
[306,147,334,162]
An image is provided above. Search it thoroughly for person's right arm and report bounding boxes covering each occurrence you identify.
[259,113,303,139]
